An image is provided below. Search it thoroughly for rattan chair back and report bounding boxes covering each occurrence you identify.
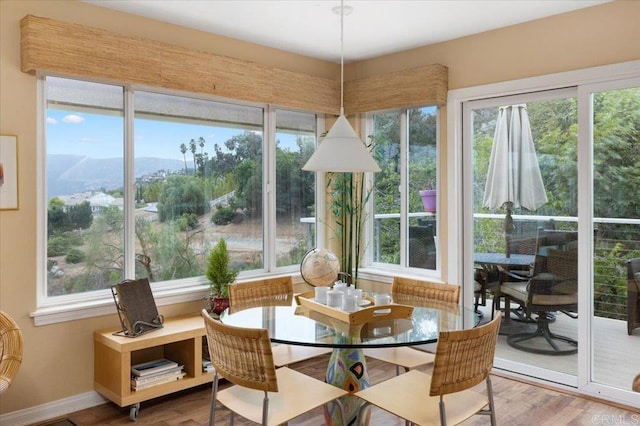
[430,315,501,397]
[506,235,538,257]
[202,309,278,393]
[228,276,294,311]
[392,277,460,304]
[0,311,23,393]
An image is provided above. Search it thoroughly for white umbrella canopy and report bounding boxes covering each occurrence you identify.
[483,104,547,232]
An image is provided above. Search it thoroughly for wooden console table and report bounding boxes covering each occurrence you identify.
[94,313,212,421]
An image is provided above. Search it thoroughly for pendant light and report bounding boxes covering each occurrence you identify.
[302,0,380,173]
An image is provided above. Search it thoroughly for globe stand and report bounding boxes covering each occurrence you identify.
[337,271,352,285]
[300,248,341,287]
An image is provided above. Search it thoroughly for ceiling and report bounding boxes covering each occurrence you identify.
[84,0,609,63]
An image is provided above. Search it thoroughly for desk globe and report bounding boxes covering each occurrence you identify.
[300,248,340,286]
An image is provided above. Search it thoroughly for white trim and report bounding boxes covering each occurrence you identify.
[448,60,640,406]
[124,87,136,277]
[30,284,211,326]
[265,107,276,270]
[36,75,47,309]
[0,391,107,426]
[447,60,640,103]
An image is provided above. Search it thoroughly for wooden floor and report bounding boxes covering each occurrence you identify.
[35,355,638,426]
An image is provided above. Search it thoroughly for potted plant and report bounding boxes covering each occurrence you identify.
[205,238,239,315]
[419,180,437,213]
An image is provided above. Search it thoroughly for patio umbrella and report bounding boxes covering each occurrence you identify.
[482,104,547,234]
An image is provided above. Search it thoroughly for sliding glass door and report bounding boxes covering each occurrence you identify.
[579,81,640,396]
[461,72,640,405]
[464,88,580,384]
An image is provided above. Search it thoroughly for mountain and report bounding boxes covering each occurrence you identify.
[47,155,184,197]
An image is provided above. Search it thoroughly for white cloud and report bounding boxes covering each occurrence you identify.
[46,117,58,124]
[62,114,85,124]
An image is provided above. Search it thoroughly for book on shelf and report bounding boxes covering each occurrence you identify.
[202,357,214,373]
[131,358,179,377]
[131,370,186,390]
[131,365,183,383]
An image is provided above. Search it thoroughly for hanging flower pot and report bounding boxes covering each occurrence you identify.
[419,189,437,212]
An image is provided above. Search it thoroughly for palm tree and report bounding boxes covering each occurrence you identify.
[179,143,188,174]
[189,138,197,174]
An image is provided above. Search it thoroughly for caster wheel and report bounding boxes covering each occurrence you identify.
[130,403,140,421]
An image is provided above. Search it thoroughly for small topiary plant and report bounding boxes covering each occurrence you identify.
[205,238,238,298]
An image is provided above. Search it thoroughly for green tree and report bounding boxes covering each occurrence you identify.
[143,181,163,203]
[47,197,67,234]
[208,131,263,217]
[157,175,210,222]
[67,201,93,230]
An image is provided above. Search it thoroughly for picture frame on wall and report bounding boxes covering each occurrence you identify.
[0,135,19,210]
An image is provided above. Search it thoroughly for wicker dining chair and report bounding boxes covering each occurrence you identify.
[356,314,501,426]
[363,277,460,376]
[228,276,331,367]
[201,309,347,426]
[0,311,23,393]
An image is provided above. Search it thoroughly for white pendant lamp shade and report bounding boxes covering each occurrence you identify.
[302,114,381,172]
[302,0,380,174]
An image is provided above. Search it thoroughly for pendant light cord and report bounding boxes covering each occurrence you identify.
[340,0,345,116]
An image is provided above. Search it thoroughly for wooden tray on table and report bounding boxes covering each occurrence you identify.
[294,291,413,325]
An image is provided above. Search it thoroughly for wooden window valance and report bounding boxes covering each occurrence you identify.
[20,15,447,116]
[344,64,448,113]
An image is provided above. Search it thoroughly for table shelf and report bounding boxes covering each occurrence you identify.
[94,313,213,418]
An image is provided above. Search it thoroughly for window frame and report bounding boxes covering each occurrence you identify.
[358,105,442,281]
[34,74,325,325]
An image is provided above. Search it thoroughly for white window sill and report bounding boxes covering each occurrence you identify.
[30,285,210,326]
[29,269,440,326]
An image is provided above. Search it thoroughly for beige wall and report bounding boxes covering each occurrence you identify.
[1,0,639,415]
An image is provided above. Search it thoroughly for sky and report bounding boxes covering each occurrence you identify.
[46,110,301,161]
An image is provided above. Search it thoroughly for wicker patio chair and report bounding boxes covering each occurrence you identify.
[356,315,501,426]
[201,309,347,426]
[0,311,23,393]
[363,277,460,375]
[228,276,331,367]
[504,248,578,355]
[627,258,640,335]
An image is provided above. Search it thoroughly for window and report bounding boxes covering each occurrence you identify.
[368,106,439,272]
[44,76,318,303]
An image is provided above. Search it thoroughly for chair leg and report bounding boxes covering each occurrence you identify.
[209,373,219,426]
[487,376,497,426]
[262,391,269,426]
[439,395,446,426]
[507,312,577,355]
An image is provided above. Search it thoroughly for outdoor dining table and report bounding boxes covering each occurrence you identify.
[474,252,537,334]
[220,294,478,425]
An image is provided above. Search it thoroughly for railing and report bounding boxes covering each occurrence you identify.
[301,212,639,321]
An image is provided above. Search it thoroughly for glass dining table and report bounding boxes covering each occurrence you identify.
[220,294,479,425]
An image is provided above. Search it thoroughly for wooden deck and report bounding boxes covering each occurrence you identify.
[477,304,640,390]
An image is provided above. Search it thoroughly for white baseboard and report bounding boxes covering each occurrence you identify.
[0,391,107,426]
